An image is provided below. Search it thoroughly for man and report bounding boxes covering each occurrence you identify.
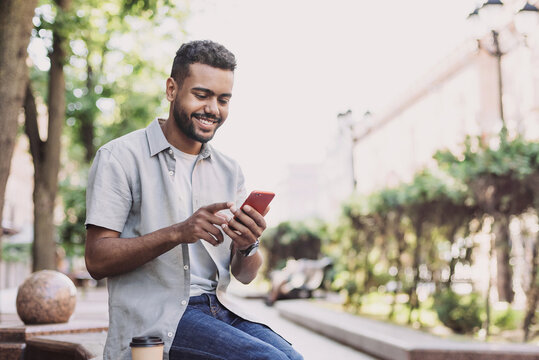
[85,40,303,360]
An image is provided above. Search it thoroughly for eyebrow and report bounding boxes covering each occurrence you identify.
[192,87,232,98]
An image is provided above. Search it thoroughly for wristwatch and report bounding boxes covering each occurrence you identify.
[238,239,259,257]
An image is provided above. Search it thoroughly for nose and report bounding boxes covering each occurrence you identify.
[204,98,219,117]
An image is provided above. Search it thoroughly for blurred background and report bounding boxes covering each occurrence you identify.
[1,0,538,346]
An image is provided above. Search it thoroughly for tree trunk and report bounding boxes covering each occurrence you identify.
[523,230,538,342]
[494,215,514,303]
[0,0,38,249]
[24,0,71,271]
[408,217,423,324]
[389,213,406,320]
[447,224,460,286]
[80,62,95,162]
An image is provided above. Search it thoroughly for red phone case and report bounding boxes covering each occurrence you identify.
[240,190,275,214]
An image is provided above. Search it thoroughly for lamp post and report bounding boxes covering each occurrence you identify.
[337,110,357,190]
[337,110,372,191]
[467,0,539,141]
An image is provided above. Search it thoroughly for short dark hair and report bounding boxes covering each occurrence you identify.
[170,40,236,86]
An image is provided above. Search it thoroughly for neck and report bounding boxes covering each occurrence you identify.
[161,115,202,155]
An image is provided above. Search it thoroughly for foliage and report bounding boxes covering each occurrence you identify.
[260,220,326,278]
[322,134,538,335]
[433,289,484,334]
[327,170,476,312]
[493,307,523,331]
[27,0,189,255]
[58,176,87,257]
[1,242,32,263]
[434,136,539,216]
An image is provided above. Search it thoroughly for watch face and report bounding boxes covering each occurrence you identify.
[246,244,258,257]
[241,240,259,257]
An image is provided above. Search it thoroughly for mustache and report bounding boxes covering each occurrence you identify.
[192,112,222,123]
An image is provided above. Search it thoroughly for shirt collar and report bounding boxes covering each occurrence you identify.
[146,118,213,159]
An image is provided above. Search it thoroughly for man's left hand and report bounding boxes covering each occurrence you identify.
[222,205,269,252]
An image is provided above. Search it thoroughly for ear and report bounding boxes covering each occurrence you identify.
[166,77,176,102]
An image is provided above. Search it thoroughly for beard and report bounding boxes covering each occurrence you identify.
[172,96,221,144]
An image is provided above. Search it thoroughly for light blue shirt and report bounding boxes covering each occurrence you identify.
[86,118,248,360]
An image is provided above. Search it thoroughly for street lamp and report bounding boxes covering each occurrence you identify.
[467,1,539,141]
[337,110,372,190]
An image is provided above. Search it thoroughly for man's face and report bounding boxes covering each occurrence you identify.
[172,63,234,144]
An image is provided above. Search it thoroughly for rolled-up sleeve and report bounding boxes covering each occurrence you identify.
[85,147,132,233]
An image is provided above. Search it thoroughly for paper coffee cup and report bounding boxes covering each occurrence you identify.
[130,336,164,360]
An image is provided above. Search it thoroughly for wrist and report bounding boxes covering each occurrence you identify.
[236,239,259,257]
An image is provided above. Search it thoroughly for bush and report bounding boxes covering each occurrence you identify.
[260,220,325,278]
[433,289,484,334]
[494,307,522,330]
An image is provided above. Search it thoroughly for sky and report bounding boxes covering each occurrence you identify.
[184,0,481,194]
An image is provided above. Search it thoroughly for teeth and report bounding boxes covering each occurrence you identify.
[198,118,214,125]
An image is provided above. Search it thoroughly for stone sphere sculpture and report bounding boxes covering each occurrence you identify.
[16,270,77,325]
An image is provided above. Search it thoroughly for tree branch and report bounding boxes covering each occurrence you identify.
[23,83,44,166]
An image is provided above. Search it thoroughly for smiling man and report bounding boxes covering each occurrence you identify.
[85,40,303,360]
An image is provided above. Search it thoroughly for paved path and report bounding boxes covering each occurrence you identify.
[232,295,378,360]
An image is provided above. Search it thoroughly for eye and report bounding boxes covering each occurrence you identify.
[194,93,207,99]
[218,98,230,105]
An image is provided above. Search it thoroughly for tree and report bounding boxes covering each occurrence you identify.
[22,0,187,270]
[0,0,38,250]
[435,136,539,335]
[24,0,72,271]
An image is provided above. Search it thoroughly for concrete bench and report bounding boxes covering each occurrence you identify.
[0,318,107,359]
[276,299,539,360]
[25,332,105,360]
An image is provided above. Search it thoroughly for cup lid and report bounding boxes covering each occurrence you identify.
[130,336,164,347]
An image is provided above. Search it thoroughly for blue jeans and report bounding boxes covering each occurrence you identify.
[170,293,303,360]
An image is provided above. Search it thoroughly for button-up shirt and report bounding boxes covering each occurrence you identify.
[85,118,249,360]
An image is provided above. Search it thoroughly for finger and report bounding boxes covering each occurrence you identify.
[205,202,234,214]
[221,223,240,241]
[221,224,250,248]
[215,212,230,222]
[226,218,258,245]
[206,213,228,227]
[203,223,224,243]
[198,232,220,246]
[240,205,266,234]
[228,211,252,234]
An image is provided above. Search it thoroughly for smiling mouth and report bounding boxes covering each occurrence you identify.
[193,113,220,126]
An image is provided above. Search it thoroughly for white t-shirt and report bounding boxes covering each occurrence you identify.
[172,147,218,296]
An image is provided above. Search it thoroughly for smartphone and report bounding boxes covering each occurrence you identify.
[240,190,275,215]
[230,191,274,230]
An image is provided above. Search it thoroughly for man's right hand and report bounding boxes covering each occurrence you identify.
[173,202,233,246]
[85,202,233,280]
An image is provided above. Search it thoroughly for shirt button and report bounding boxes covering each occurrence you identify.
[169,170,174,176]
[181,300,187,306]
[168,149,173,154]
[183,265,189,270]
[167,332,174,338]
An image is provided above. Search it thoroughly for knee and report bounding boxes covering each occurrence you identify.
[258,346,303,360]
[286,348,304,360]
[252,346,290,360]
